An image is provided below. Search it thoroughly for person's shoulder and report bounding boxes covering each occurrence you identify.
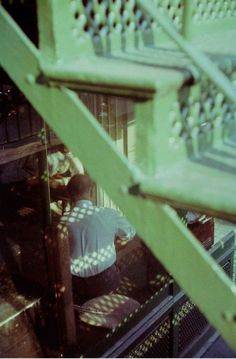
[100,207,121,216]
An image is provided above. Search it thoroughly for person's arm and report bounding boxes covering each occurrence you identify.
[66,152,84,176]
[112,209,136,240]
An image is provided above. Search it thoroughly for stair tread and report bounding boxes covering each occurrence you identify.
[193,28,236,56]
[139,138,236,220]
[42,55,187,95]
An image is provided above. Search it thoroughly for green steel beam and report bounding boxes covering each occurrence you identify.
[1,5,236,351]
[37,0,93,62]
[136,0,236,104]
[181,0,195,40]
[135,93,180,176]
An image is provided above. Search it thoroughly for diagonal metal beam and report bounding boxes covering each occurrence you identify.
[1,5,236,351]
[136,0,236,104]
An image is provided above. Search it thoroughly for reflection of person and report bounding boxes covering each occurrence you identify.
[47,149,84,188]
[47,148,84,215]
[58,174,136,303]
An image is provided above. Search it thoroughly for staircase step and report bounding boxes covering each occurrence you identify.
[138,139,236,221]
[193,28,236,56]
[41,55,187,97]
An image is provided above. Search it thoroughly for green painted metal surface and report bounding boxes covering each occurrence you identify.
[137,0,236,104]
[181,0,195,39]
[1,0,236,352]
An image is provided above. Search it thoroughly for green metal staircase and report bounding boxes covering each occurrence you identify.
[1,0,236,352]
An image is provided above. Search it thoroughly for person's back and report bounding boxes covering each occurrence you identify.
[59,174,135,303]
